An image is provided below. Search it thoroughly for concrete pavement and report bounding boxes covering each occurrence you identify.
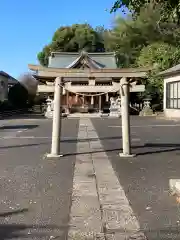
[1,116,180,239]
[0,118,78,239]
[92,116,180,239]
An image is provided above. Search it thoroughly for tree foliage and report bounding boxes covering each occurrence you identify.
[108,6,180,67]
[136,42,180,101]
[111,0,180,23]
[137,42,180,70]
[37,45,51,67]
[108,5,180,104]
[38,24,105,66]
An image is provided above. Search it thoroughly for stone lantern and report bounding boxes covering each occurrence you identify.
[139,95,153,116]
[45,96,53,118]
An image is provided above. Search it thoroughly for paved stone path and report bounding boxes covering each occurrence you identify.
[68,119,103,239]
[68,118,146,240]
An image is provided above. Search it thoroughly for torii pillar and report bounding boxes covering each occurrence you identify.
[47,77,63,158]
[119,77,135,157]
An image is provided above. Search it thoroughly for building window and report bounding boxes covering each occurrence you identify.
[0,81,5,88]
[166,81,180,109]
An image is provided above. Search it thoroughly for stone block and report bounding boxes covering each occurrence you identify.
[106,232,146,240]
[103,207,140,232]
[69,195,102,233]
[139,107,154,116]
[169,179,180,196]
[68,231,105,240]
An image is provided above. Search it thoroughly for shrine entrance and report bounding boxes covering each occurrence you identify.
[29,65,149,157]
[36,77,146,115]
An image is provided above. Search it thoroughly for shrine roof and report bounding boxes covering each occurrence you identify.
[48,51,117,69]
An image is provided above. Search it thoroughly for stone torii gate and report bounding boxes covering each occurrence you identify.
[29,66,148,158]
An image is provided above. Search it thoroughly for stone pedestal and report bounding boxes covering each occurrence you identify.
[139,99,153,116]
[109,109,120,117]
[109,97,121,118]
[65,107,70,115]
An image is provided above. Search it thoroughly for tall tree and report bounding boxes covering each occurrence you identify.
[38,24,105,66]
[108,6,180,67]
[111,0,180,23]
[95,26,112,51]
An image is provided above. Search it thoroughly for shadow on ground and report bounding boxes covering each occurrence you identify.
[0,124,39,130]
[61,136,122,143]
[0,209,68,239]
[135,143,180,155]
[58,142,180,156]
[0,137,121,150]
[0,142,49,149]
[0,223,66,239]
[2,140,180,156]
[0,113,46,121]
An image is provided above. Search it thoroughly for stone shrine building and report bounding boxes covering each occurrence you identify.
[29,51,145,113]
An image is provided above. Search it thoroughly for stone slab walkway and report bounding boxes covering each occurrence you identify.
[68,119,146,240]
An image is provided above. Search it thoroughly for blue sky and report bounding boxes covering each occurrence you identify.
[0,0,123,79]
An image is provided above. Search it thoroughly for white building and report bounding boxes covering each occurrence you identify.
[160,64,180,118]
